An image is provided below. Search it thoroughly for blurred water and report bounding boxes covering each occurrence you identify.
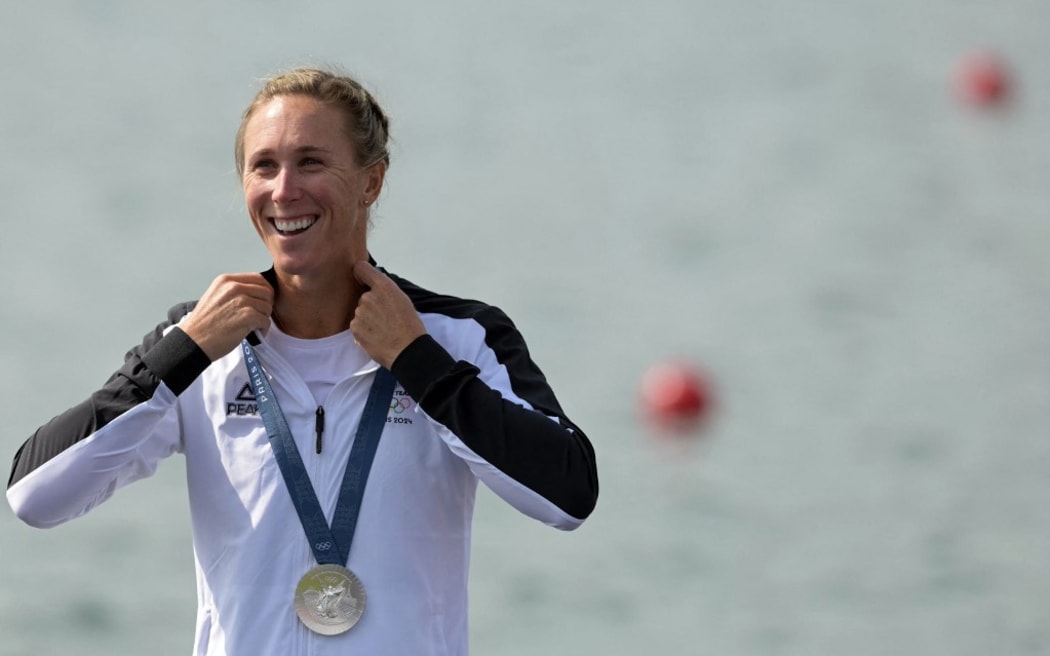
[2,1,1050,654]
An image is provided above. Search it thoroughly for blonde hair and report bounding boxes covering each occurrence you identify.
[234,67,391,178]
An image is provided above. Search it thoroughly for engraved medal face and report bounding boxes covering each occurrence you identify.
[294,564,366,635]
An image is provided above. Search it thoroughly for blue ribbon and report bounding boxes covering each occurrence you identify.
[242,339,395,566]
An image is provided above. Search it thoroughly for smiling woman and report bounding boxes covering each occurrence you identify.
[237,94,386,337]
[232,69,392,342]
[6,66,598,656]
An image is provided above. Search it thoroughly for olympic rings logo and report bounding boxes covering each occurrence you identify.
[389,397,412,414]
[315,541,333,552]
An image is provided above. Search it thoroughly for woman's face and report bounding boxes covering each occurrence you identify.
[241,95,383,279]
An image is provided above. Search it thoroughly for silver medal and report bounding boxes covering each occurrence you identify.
[294,564,366,635]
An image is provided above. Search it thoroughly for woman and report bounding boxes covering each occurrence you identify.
[7,67,598,655]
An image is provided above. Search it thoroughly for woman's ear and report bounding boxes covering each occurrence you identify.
[363,161,387,205]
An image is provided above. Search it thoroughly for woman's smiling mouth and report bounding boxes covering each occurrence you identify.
[272,215,318,235]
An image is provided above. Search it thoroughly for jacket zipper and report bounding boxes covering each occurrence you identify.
[315,406,325,454]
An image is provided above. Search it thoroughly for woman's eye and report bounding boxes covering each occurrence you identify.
[251,159,277,173]
[301,157,323,168]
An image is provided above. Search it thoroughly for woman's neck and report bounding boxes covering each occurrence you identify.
[271,270,362,339]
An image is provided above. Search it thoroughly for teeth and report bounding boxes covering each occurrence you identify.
[274,216,317,233]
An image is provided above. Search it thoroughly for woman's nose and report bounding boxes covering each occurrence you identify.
[272,168,302,202]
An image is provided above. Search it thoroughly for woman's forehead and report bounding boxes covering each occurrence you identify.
[244,96,351,151]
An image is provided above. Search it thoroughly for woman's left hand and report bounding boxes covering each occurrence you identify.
[350,261,427,369]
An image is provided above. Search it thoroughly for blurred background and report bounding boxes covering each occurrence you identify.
[2,0,1049,654]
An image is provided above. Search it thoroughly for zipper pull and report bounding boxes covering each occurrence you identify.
[315,406,325,454]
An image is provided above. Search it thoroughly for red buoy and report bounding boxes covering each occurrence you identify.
[639,361,713,434]
[954,50,1011,107]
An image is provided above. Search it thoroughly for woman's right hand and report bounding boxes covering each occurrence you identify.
[180,273,275,361]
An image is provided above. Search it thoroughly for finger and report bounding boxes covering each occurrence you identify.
[352,260,387,289]
[233,272,275,296]
[224,274,275,305]
[202,273,269,302]
[242,282,275,304]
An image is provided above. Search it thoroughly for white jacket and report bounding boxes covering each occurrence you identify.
[7,265,598,656]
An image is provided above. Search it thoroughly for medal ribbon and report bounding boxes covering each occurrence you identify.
[242,339,395,566]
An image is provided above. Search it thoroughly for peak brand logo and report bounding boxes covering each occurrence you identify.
[227,382,260,417]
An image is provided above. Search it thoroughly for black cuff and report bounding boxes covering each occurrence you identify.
[141,327,212,396]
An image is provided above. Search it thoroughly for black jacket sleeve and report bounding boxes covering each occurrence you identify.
[390,308,598,524]
[8,302,209,489]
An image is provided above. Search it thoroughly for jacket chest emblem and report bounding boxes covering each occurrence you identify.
[387,389,415,425]
[226,382,260,417]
